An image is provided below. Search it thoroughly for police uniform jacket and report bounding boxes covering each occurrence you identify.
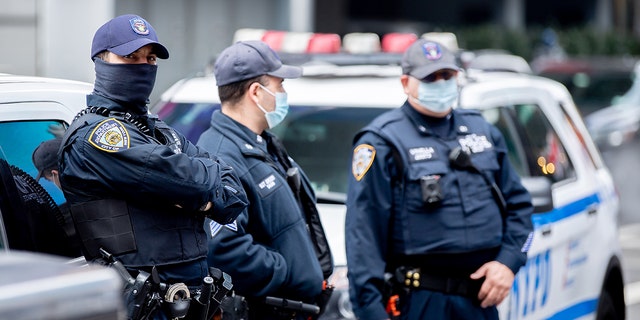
[59,94,237,280]
[345,102,534,319]
[197,110,324,301]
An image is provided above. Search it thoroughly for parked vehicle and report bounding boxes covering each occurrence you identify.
[152,51,625,319]
[584,61,640,149]
[0,74,124,319]
[534,56,635,117]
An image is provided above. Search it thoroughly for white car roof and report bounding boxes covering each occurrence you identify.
[160,64,408,108]
[460,70,575,108]
[0,74,93,122]
[159,65,573,110]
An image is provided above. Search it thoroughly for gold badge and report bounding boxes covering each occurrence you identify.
[352,144,376,181]
[88,118,130,152]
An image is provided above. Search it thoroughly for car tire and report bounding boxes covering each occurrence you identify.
[596,288,622,320]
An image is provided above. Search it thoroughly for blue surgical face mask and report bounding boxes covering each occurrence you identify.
[411,78,459,113]
[256,84,289,128]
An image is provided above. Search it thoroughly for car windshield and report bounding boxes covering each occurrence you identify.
[157,102,389,198]
[158,101,572,199]
[272,106,389,195]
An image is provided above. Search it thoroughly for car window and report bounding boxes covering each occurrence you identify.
[0,120,67,204]
[480,107,530,177]
[158,102,390,196]
[559,104,602,170]
[0,148,11,251]
[515,104,575,182]
[160,100,577,191]
[482,103,576,183]
[156,102,220,144]
[273,106,388,194]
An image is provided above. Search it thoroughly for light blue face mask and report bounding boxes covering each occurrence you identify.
[257,84,289,128]
[412,78,459,113]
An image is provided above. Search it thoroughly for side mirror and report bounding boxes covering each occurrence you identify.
[520,176,553,213]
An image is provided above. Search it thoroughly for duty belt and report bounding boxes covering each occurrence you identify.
[399,267,484,299]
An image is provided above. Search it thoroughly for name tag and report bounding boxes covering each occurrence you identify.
[408,146,438,162]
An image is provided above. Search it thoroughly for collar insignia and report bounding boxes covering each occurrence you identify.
[208,219,238,238]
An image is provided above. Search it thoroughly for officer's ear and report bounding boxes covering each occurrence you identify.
[400,75,411,95]
[247,82,262,105]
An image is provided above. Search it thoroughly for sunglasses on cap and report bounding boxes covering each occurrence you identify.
[421,69,458,83]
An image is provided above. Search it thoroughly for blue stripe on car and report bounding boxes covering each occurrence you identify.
[531,193,600,228]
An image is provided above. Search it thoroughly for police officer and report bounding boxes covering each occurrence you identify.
[196,40,333,319]
[58,14,247,319]
[345,39,534,319]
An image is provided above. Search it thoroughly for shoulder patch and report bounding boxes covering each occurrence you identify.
[352,144,376,181]
[88,118,130,152]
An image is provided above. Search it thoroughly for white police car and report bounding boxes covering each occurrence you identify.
[151,48,624,320]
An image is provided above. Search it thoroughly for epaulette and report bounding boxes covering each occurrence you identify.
[455,108,483,116]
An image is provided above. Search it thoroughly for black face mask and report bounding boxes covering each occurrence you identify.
[93,59,157,114]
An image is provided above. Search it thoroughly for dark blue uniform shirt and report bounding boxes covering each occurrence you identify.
[59,94,241,285]
[345,102,534,319]
[197,110,324,301]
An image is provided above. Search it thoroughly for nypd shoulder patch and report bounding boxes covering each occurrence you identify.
[352,144,376,181]
[88,118,130,152]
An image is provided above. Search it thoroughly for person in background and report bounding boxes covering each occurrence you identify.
[32,137,81,256]
[33,137,63,188]
[345,39,534,319]
[58,14,247,319]
[196,40,334,319]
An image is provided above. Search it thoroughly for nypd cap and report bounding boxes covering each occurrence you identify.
[401,39,459,79]
[32,138,62,180]
[91,14,169,60]
[214,40,302,86]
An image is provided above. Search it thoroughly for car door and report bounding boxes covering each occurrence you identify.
[0,99,83,257]
[461,82,606,319]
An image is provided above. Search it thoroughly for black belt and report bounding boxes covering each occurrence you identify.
[400,268,484,299]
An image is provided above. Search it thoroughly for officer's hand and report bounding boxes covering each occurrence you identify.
[470,261,514,308]
[208,165,248,225]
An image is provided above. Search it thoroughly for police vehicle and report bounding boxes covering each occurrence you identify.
[151,31,625,320]
[0,74,125,319]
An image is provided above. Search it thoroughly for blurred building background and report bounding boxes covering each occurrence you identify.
[1,0,639,104]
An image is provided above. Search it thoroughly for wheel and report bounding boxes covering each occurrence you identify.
[596,288,623,320]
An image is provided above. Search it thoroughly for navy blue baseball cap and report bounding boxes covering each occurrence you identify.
[401,39,458,79]
[32,137,62,180]
[214,40,302,86]
[91,14,169,60]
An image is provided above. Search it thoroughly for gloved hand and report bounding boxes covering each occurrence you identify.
[207,164,248,225]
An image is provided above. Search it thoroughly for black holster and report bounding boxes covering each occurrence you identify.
[70,199,136,261]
